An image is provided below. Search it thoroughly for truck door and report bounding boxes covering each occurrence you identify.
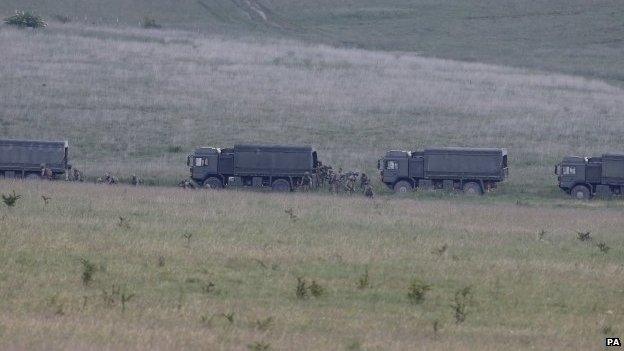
[382,158,400,183]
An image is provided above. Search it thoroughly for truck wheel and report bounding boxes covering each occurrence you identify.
[203,177,222,189]
[463,182,482,196]
[272,179,291,192]
[25,173,42,181]
[570,185,590,200]
[393,180,412,194]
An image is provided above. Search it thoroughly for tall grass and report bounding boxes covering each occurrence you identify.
[0,180,623,349]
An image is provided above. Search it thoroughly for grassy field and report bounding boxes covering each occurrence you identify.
[2,8,624,350]
[1,180,624,350]
[2,25,624,196]
[1,1,623,85]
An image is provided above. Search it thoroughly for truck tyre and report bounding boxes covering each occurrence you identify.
[570,185,590,200]
[463,182,482,196]
[393,180,412,194]
[203,177,222,189]
[25,173,41,180]
[272,179,290,192]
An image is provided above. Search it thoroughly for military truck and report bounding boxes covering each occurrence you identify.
[555,154,624,199]
[0,139,70,179]
[378,147,508,194]
[188,144,319,191]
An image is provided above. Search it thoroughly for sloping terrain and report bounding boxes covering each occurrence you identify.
[1,0,623,83]
[2,25,623,194]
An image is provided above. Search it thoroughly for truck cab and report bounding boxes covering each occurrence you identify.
[378,150,412,190]
[188,147,221,183]
[555,156,588,196]
[556,154,624,199]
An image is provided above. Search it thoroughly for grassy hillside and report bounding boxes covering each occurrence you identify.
[1,181,623,350]
[2,0,623,84]
[2,25,623,196]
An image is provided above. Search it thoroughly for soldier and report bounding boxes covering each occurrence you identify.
[104,173,117,185]
[316,164,326,188]
[345,172,356,194]
[178,179,195,189]
[131,174,142,186]
[359,173,369,191]
[299,171,312,191]
[330,171,340,193]
[72,168,84,182]
[364,184,375,199]
[43,166,53,180]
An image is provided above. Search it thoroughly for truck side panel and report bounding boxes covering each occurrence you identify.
[0,139,67,172]
[233,145,313,175]
[408,157,424,179]
[424,149,503,180]
[602,154,624,184]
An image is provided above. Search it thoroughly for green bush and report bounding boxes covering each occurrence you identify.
[5,11,47,28]
[142,16,161,29]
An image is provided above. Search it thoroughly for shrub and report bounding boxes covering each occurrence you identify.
[357,268,370,289]
[309,280,325,297]
[296,277,308,299]
[577,231,592,242]
[452,286,472,323]
[407,279,430,304]
[142,16,161,29]
[80,258,96,286]
[5,11,46,28]
[2,191,21,207]
[596,242,610,253]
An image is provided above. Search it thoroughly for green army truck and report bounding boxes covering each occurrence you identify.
[0,139,70,179]
[378,147,508,195]
[188,144,319,191]
[555,154,624,199]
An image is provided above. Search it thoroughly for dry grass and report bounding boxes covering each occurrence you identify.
[1,24,624,193]
[1,180,623,350]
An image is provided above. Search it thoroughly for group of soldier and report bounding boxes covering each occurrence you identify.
[42,164,142,186]
[94,173,142,186]
[299,163,374,198]
[39,164,84,182]
[40,163,372,197]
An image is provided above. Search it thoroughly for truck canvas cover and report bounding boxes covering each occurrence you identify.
[0,139,67,170]
[233,144,314,175]
[424,147,506,179]
[602,153,624,182]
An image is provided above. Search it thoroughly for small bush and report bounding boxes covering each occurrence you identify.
[142,16,161,29]
[296,277,308,299]
[5,11,46,28]
[596,242,610,253]
[248,341,270,351]
[407,279,430,304]
[222,312,235,324]
[432,244,448,256]
[452,286,472,323]
[80,258,96,286]
[309,280,325,297]
[2,191,21,207]
[357,268,370,289]
[577,231,592,242]
[254,317,274,331]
